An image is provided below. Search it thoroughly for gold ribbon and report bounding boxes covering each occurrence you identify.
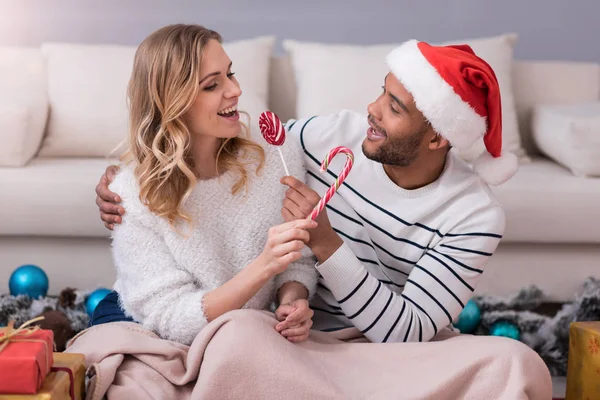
[0,316,46,353]
[0,316,54,389]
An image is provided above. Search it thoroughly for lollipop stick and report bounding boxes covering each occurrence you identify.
[277,147,291,176]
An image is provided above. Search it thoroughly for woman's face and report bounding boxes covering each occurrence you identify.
[183,39,242,140]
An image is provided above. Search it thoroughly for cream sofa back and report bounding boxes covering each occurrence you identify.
[0,34,599,167]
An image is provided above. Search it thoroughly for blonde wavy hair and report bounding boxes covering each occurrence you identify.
[120,24,265,228]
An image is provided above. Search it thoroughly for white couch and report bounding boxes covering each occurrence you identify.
[1,33,599,301]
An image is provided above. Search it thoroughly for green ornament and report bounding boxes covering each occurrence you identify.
[490,320,521,341]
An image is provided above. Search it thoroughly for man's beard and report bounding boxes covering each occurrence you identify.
[362,125,427,166]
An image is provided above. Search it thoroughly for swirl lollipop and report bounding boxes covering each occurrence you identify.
[259,111,290,176]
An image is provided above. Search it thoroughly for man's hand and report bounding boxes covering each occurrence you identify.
[95,165,124,230]
[280,176,344,262]
[274,299,314,343]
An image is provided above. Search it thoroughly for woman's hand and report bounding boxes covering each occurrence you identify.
[280,176,343,263]
[275,299,314,342]
[256,219,318,277]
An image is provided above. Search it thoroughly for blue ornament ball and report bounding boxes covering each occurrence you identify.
[490,320,521,341]
[452,299,481,333]
[85,288,112,317]
[9,264,49,298]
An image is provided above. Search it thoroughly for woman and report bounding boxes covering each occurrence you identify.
[98,24,318,346]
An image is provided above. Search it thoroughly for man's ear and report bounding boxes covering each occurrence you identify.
[428,132,450,151]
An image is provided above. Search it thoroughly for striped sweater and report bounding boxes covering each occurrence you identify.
[284,110,506,343]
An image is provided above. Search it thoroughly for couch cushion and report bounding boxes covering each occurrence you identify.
[532,102,600,177]
[513,61,600,156]
[0,47,48,166]
[0,158,113,237]
[281,33,525,163]
[491,157,600,243]
[38,36,275,158]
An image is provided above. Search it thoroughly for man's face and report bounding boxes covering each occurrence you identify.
[362,73,431,166]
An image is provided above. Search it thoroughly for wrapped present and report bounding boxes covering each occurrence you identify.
[0,317,54,394]
[51,353,85,400]
[0,369,71,400]
[0,353,85,400]
[565,321,600,400]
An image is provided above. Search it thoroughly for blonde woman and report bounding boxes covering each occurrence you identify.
[98,24,318,346]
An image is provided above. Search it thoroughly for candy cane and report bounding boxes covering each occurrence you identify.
[309,146,354,220]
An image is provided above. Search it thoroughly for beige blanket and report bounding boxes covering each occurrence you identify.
[66,309,552,399]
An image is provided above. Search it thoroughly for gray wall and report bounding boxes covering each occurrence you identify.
[0,0,598,62]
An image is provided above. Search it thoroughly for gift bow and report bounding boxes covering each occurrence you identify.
[0,316,46,353]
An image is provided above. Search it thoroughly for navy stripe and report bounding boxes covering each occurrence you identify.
[440,244,493,256]
[372,241,416,266]
[312,306,346,316]
[378,279,405,288]
[431,248,483,273]
[307,169,331,190]
[354,210,427,250]
[402,293,438,334]
[383,301,406,343]
[406,279,452,324]
[362,291,394,334]
[339,271,369,304]
[414,264,465,308]
[357,256,381,266]
[403,312,413,342]
[325,204,364,226]
[323,301,342,310]
[333,227,374,249]
[286,120,299,131]
[317,282,331,292]
[306,172,367,230]
[424,252,474,291]
[332,228,409,276]
[321,326,351,332]
[348,281,382,319]
[446,232,502,239]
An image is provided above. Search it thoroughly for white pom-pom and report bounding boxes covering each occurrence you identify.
[473,151,518,185]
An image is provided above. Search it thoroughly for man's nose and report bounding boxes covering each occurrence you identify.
[367,100,381,120]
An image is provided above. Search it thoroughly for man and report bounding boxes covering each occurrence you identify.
[95,39,551,397]
[275,39,518,343]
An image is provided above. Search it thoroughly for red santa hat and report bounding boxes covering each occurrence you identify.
[386,40,518,185]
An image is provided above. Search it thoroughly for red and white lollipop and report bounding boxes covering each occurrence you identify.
[259,111,290,176]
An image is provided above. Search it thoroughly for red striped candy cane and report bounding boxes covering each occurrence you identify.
[309,146,354,220]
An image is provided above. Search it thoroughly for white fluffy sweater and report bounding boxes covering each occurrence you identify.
[109,134,318,345]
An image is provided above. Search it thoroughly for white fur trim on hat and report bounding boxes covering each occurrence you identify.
[386,40,487,150]
[473,151,518,185]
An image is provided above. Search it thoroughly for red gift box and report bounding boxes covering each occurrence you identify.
[0,317,54,394]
